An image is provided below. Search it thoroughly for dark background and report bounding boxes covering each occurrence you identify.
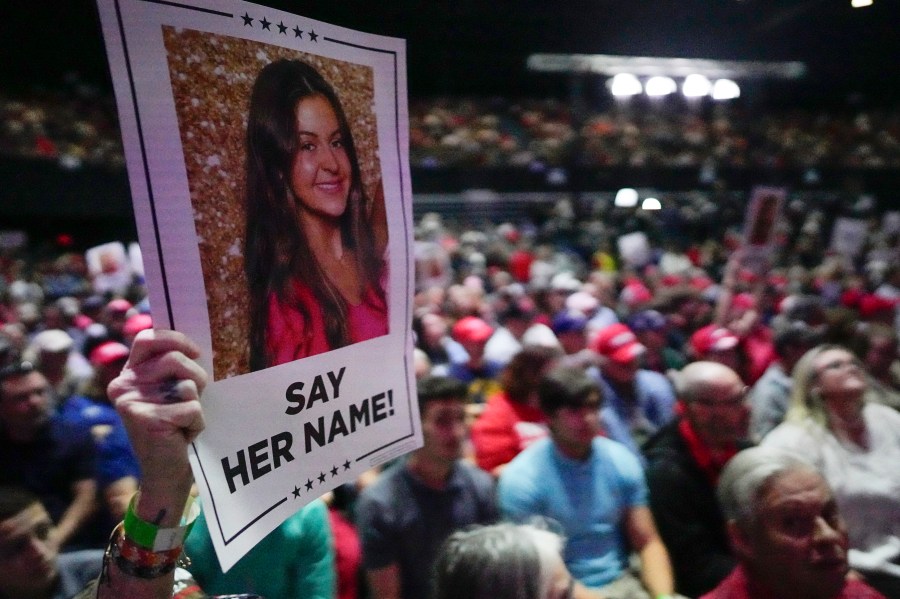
[4,0,899,103]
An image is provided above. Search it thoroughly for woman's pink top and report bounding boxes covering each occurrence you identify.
[265,278,388,365]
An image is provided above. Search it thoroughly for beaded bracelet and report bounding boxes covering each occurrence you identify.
[110,523,185,579]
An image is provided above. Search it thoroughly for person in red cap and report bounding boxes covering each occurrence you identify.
[589,323,676,457]
[689,325,743,376]
[447,316,504,410]
[123,313,153,346]
[101,299,133,344]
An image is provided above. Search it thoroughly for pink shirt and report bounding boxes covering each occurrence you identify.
[265,278,388,365]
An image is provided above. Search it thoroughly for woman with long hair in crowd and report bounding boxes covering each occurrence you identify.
[244,59,387,370]
[762,344,900,597]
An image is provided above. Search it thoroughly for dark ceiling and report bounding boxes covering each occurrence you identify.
[4,0,899,103]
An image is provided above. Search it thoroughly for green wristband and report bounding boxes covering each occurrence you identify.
[123,492,199,551]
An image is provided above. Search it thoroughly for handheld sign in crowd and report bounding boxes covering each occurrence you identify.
[96,0,418,570]
[739,186,785,276]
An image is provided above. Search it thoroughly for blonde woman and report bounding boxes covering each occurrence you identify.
[762,344,900,597]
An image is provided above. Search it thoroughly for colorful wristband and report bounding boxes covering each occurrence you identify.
[123,492,199,551]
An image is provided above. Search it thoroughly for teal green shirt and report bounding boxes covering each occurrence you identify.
[185,499,335,598]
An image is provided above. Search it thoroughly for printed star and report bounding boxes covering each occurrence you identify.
[305,478,314,491]
[292,485,301,498]
[260,17,271,30]
[318,471,327,484]
[343,459,351,471]
[330,465,339,477]
[293,26,303,38]
[277,21,287,34]
[308,29,319,42]
[241,12,253,26]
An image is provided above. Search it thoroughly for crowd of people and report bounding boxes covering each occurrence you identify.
[5,82,900,173]
[1,186,900,599]
[411,97,900,170]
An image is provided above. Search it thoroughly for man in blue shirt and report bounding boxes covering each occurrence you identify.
[588,323,676,457]
[499,367,675,599]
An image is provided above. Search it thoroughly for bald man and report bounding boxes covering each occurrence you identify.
[642,361,752,598]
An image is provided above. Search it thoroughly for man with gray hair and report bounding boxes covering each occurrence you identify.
[701,446,884,599]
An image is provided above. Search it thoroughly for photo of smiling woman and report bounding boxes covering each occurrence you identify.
[244,60,388,370]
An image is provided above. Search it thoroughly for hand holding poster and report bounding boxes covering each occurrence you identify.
[96,0,417,570]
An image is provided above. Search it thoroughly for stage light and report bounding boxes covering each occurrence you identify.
[851,0,873,7]
[682,74,712,98]
[614,188,639,207]
[712,79,741,100]
[609,73,642,97]
[641,198,662,210]
[646,76,677,97]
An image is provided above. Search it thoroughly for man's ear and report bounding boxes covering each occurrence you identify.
[727,519,753,561]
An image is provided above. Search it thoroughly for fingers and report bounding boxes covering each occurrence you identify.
[120,395,206,443]
[127,329,201,367]
[109,334,208,405]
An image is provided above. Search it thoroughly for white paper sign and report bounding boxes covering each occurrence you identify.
[96,0,418,570]
[830,217,868,258]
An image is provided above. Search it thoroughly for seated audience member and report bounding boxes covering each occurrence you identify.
[471,345,562,475]
[643,362,751,597]
[356,376,498,599]
[748,320,820,440]
[852,322,900,411]
[552,310,589,358]
[413,312,466,376]
[23,328,90,405]
[59,341,140,523]
[484,296,559,365]
[762,345,900,597]
[0,486,103,599]
[589,323,676,455]
[433,523,574,599]
[499,367,677,599]
[448,316,504,406]
[703,446,885,599]
[688,324,744,378]
[0,361,98,550]
[627,310,687,374]
[184,499,335,598]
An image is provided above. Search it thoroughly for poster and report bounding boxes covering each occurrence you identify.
[96,0,418,570]
[829,217,868,258]
[739,186,785,276]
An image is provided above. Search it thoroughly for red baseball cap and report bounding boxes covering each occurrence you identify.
[858,294,899,319]
[124,313,153,336]
[452,316,494,344]
[690,324,740,355]
[590,323,646,364]
[89,341,130,366]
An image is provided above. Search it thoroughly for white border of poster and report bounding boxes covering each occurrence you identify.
[96,0,418,570]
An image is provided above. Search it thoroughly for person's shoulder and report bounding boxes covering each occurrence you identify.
[865,401,900,424]
[358,462,407,505]
[594,436,644,472]
[760,418,820,452]
[502,438,552,476]
[454,460,495,488]
[636,368,674,391]
[642,421,685,465]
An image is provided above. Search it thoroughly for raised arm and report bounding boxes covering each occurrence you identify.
[94,329,207,599]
